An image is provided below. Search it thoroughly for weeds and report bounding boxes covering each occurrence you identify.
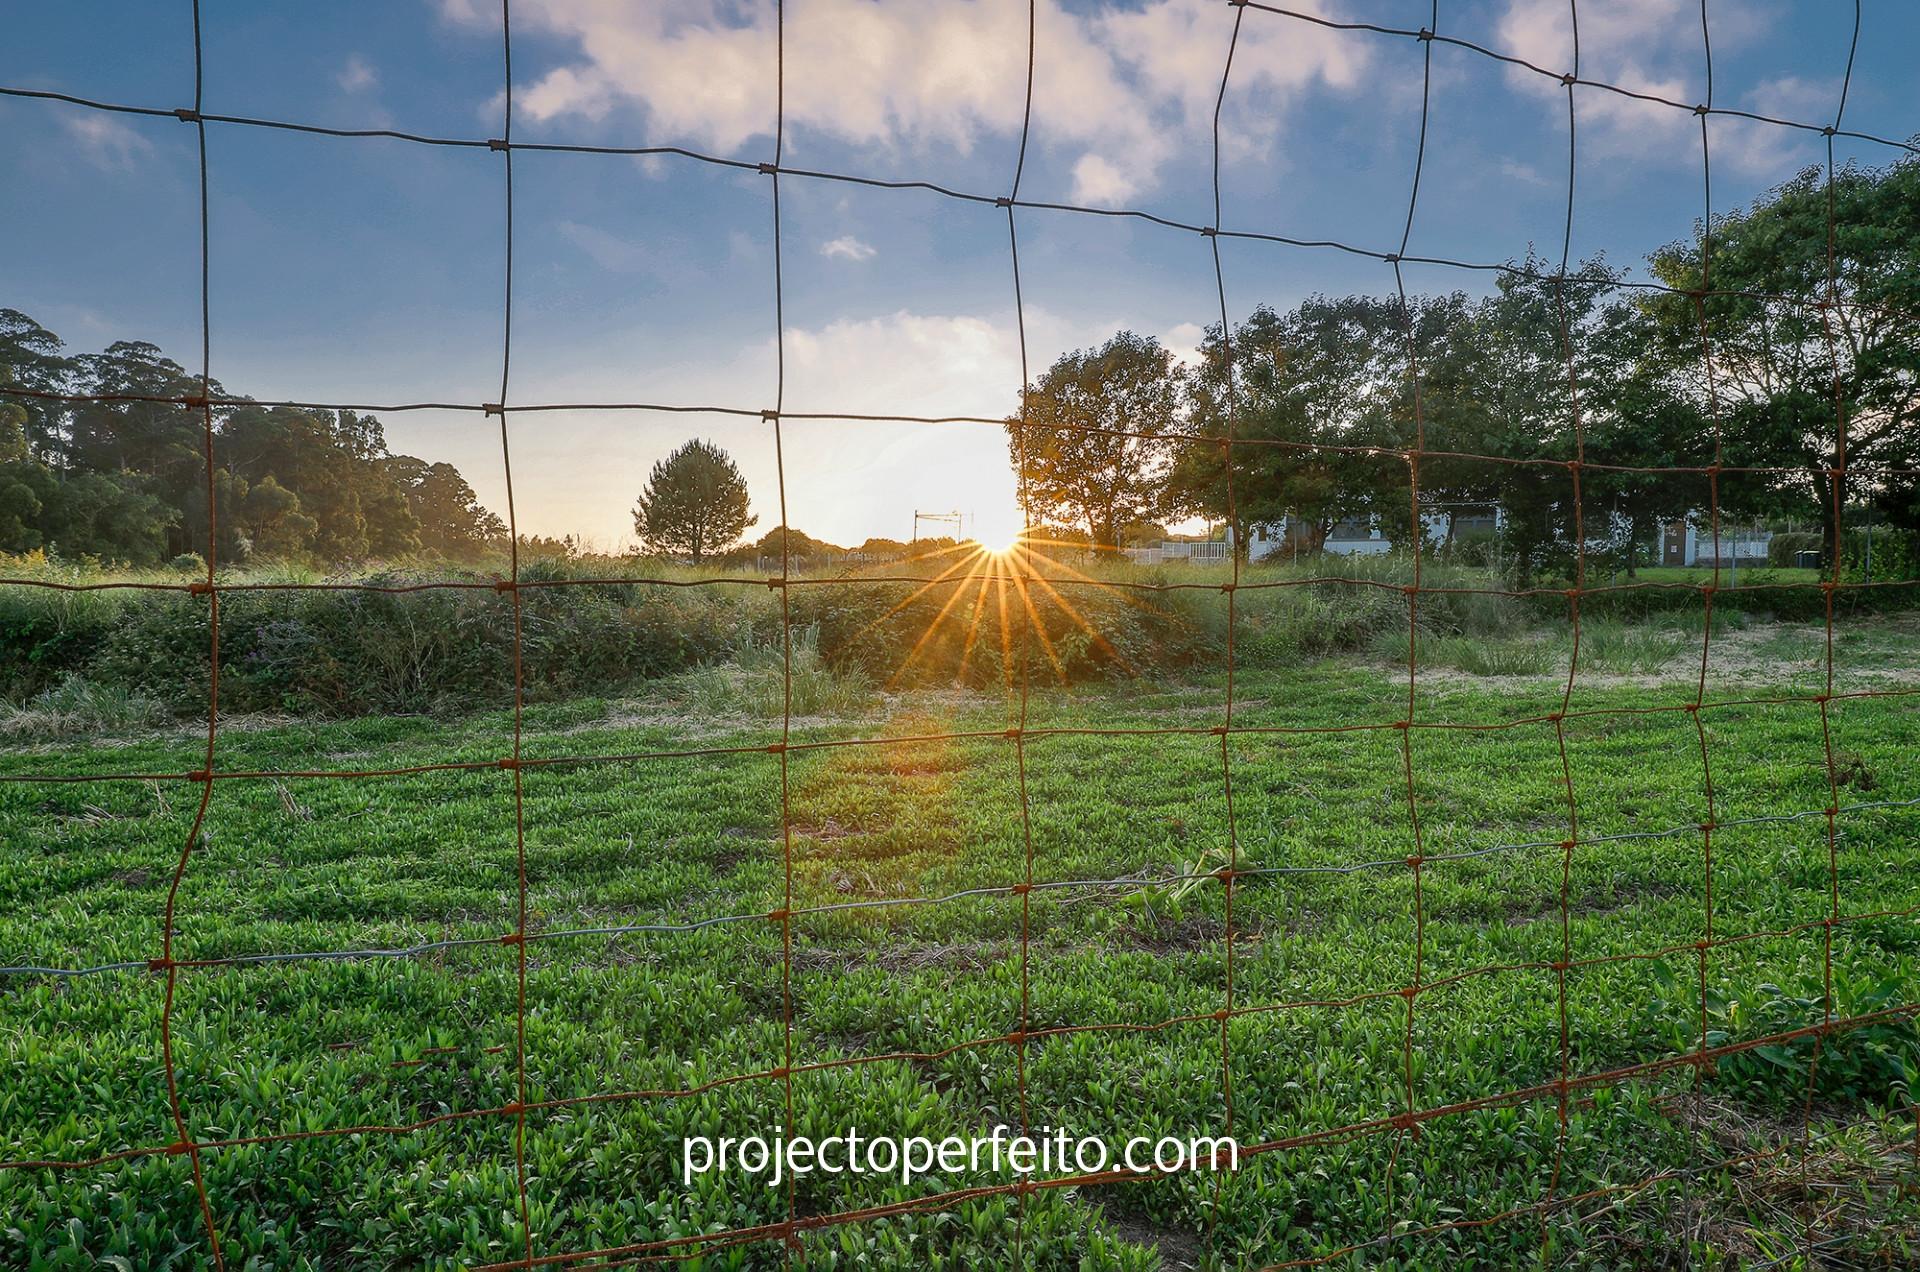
[667,623,875,718]
[0,675,170,739]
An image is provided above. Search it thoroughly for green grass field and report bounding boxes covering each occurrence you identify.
[4,616,1919,1269]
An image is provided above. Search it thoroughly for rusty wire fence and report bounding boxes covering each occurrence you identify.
[3,0,1920,1267]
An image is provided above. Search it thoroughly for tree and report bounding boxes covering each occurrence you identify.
[0,309,72,463]
[221,405,422,562]
[0,302,509,568]
[1418,264,1596,584]
[1640,157,1920,562]
[1118,518,1168,547]
[1168,298,1410,559]
[632,438,756,564]
[386,456,505,559]
[1006,332,1184,552]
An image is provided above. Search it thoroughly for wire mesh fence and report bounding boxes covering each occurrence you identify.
[2,0,1918,1268]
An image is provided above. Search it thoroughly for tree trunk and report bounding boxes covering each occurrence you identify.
[1813,464,1841,576]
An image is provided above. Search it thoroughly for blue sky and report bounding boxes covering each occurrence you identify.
[3,0,1915,549]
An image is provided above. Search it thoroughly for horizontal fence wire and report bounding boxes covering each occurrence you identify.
[1,0,1916,1268]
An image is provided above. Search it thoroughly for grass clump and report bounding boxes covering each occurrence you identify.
[0,675,171,739]
[667,623,875,719]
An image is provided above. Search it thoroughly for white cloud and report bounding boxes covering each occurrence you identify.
[444,0,1368,206]
[62,114,153,171]
[1158,321,1208,368]
[557,220,653,272]
[1495,0,1820,177]
[337,55,378,93]
[784,310,1017,417]
[1711,75,1835,175]
[1498,158,1555,189]
[819,234,877,262]
[1068,154,1133,206]
[437,0,492,24]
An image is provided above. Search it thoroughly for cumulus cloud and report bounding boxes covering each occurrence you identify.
[442,0,1368,206]
[62,115,153,171]
[1158,321,1208,368]
[819,235,877,262]
[1495,0,1825,177]
[337,55,378,93]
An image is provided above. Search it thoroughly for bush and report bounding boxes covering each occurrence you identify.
[1768,530,1822,567]
[1841,526,1919,583]
[1,550,1914,719]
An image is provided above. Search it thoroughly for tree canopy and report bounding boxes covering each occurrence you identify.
[1008,154,1919,581]
[0,305,505,566]
[632,438,757,564]
[1005,331,1184,552]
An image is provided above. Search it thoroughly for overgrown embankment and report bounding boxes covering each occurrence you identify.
[1,552,1902,720]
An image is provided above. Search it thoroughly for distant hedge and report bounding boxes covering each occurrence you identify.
[1,554,1906,717]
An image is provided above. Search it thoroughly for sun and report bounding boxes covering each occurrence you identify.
[978,526,1026,556]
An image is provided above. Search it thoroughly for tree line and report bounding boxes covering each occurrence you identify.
[0,311,505,567]
[1008,158,1919,581]
[7,157,1912,578]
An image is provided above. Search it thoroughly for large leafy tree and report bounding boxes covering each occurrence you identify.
[1170,297,1421,558]
[385,456,505,559]
[0,308,73,463]
[632,438,756,564]
[1006,332,1184,552]
[1416,262,1606,584]
[221,405,422,561]
[0,302,505,566]
[1639,157,1920,557]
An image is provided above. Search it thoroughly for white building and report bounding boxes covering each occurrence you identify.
[1233,508,1503,560]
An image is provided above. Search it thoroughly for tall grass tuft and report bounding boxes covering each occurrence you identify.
[0,675,171,738]
[669,623,874,718]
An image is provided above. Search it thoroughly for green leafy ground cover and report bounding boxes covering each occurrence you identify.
[3,621,1918,1268]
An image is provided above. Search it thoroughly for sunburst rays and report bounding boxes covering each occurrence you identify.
[826,531,1155,690]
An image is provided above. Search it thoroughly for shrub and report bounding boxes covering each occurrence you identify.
[1841,526,1919,583]
[1768,530,1823,567]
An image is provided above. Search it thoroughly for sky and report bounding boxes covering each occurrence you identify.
[2,0,1916,551]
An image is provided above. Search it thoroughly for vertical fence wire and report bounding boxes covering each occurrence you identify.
[494,1,537,1264]
[1383,0,1439,1220]
[152,1,227,1264]
[1801,3,1864,1260]
[1204,3,1250,1251]
[1006,1,1041,1264]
